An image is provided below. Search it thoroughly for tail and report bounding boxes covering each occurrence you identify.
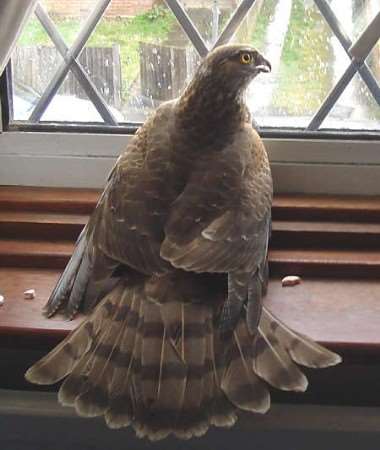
[26,277,341,440]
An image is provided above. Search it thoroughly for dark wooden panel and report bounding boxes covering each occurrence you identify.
[0,187,379,363]
[1,239,379,277]
[1,188,380,221]
[0,267,81,337]
[0,186,99,214]
[269,249,380,278]
[2,212,380,249]
[1,267,379,358]
[0,239,73,269]
[0,187,379,405]
[272,194,380,222]
[271,220,380,249]
[0,211,87,240]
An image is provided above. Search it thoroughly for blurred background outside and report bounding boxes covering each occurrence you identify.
[10,0,380,130]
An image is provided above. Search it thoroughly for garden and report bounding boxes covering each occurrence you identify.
[14,0,380,125]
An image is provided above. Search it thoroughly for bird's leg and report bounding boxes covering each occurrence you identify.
[261,258,269,296]
[218,272,249,337]
[246,271,263,335]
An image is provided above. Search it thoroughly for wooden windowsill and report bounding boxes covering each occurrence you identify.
[1,266,380,351]
[0,186,380,405]
[0,186,379,350]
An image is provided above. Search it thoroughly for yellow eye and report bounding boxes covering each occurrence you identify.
[240,53,252,64]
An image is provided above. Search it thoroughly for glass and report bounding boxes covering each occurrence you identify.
[368,40,380,86]
[79,1,193,122]
[320,42,380,131]
[9,0,380,131]
[327,0,379,41]
[11,16,64,121]
[39,0,98,46]
[239,0,350,128]
[41,78,105,123]
[320,65,380,130]
[180,0,237,45]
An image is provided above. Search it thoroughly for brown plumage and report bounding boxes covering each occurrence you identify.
[25,44,341,440]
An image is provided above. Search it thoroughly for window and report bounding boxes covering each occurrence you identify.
[3,0,380,132]
[0,0,379,194]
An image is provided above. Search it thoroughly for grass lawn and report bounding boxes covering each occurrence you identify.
[18,6,175,101]
[233,0,276,52]
[272,0,334,116]
[248,0,277,50]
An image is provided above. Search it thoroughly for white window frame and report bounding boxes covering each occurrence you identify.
[0,131,379,195]
[1,0,379,195]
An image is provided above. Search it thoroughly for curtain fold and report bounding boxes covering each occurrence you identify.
[0,0,38,75]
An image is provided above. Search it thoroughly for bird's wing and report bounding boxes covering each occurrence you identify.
[161,127,272,274]
[44,169,121,318]
[88,101,189,279]
[45,103,180,317]
[91,154,171,276]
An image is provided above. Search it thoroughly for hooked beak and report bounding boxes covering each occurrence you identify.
[255,54,271,73]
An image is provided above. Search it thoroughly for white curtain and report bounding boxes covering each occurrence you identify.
[0,0,38,75]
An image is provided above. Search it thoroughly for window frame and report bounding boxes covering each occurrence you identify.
[1,49,380,196]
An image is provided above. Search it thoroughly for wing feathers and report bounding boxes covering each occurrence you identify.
[43,228,87,317]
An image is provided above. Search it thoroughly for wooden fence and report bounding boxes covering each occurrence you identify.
[139,41,201,101]
[12,45,122,108]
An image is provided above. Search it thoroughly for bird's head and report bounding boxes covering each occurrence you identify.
[177,44,271,141]
[196,44,271,92]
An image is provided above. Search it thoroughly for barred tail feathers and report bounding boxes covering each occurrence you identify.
[26,277,341,440]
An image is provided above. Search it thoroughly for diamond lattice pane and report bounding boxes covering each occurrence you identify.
[320,62,380,130]
[80,1,194,122]
[327,0,379,41]
[179,0,239,45]
[39,0,101,46]
[237,0,350,128]
[232,0,277,49]
[11,12,64,121]
[41,76,105,122]
[10,0,380,130]
[368,39,380,85]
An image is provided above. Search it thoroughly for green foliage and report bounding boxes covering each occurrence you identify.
[18,7,176,102]
[272,0,334,115]
[249,0,276,50]
[144,5,171,22]
[233,0,276,51]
